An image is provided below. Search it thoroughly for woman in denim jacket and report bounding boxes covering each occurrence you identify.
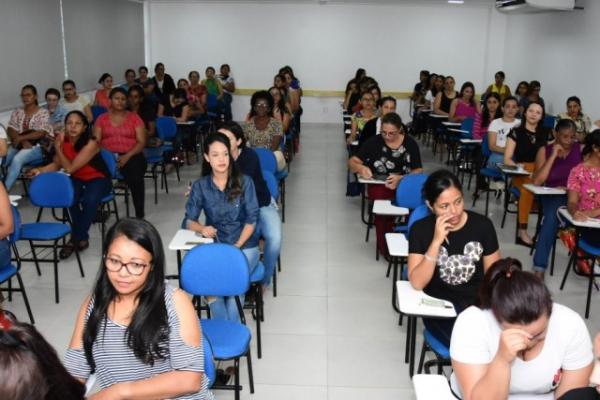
[183,132,259,321]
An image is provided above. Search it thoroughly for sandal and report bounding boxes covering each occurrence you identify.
[77,241,89,251]
[59,243,75,259]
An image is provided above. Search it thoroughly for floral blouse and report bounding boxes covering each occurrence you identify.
[567,163,600,213]
[8,107,51,136]
[243,117,282,149]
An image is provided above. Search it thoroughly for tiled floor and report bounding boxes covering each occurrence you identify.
[4,123,600,399]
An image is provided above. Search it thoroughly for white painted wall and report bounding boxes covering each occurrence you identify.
[147,1,505,123]
[503,0,599,119]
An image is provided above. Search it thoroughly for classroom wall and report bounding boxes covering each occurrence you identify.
[147,0,506,123]
[503,0,598,119]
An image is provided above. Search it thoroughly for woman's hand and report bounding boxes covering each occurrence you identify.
[88,383,126,400]
[117,154,131,168]
[552,142,565,158]
[497,328,532,364]
[385,174,403,190]
[200,226,217,238]
[26,168,41,178]
[54,132,64,153]
[358,165,373,179]
[432,214,453,246]
[573,210,590,221]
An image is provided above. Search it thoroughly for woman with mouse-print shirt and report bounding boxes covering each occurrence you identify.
[408,170,500,347]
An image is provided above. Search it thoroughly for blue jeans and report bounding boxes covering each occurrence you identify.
[221,93,233,121]
[0,239,10,268]
[533,195,567,272]
[259,200,282,286]
[69,177,112,242]
[4,146,43,190]
[486,152,504,169]
[209,246,259,321]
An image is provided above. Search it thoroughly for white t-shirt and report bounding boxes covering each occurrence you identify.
[218,75,235,94]
[488,118,521,148]
[60,95,91,113]
[450,304,592,400]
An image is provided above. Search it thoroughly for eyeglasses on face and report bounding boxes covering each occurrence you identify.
[104,256,150,276]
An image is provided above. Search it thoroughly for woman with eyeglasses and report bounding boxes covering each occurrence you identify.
[184,133,260,321]
[451,258,592,400]
[243,90,286,171]
[65,218,212,399]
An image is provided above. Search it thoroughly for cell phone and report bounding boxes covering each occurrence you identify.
[420,298,451,308]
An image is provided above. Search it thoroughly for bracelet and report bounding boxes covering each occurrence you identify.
[423,253,436,262]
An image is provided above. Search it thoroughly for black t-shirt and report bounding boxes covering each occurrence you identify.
[236,148,271,208]
[161,97,188,119]
[355,134,422,178]
[408,210,499,311]
[358,117,378,148]
[136,100,157,130]
[507,125,553,163]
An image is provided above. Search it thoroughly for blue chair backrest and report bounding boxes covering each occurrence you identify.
[262,170,279,199]
[180,243,250,297]
[407,204,431,235]
[460,117,474,138]
[91,106,107,122]
[254,148,277,174]
[543,115,556,129]
[9,206,21,243]
[481,133,492,158]
[206,94,218,111]
[29,172,74,208]
[99,149,118,179]
[202,333,216,388]
[395,173,428,210]
[156,116,177,141]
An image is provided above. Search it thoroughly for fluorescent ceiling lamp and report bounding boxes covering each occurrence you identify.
[448,0,464,3]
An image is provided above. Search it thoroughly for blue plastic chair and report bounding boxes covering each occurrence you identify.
[98,149,119,240]
[91,105,107,123]
[1,206,34,324]
[543,115,557,129]
[180,243,255,399]
[18,172,84,303]
[144,146,168,205]
[156,116,180,182]
[258,169,282,297]
[255,148,287,222]
[472,134,504,216]
[203,332,216,388]
[418,329,452,374]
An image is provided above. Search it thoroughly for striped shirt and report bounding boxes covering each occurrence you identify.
[64,285,213,399]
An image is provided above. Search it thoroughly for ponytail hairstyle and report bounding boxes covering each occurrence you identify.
[478,258,553,324]
[582,129,600,158]
[202,132,243,202]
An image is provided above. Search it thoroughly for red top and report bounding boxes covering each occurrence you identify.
[96,112,143,153]
[62,138,106,181]
[94,90,110,109]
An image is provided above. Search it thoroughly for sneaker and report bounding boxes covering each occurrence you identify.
[489,180,505,190]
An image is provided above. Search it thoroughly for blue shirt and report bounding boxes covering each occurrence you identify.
[184,174,259,249]
[44,104,68,128]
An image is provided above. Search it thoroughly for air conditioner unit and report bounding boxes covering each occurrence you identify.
[495,0,579,14]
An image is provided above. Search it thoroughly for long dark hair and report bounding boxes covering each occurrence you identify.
[0,322,86,400]
[268,86,288,120]
[583,130,600,157]
[84,219,169,371]
[202,132,243,202]
[64,110,109,176]
[422,169,462,206]
[481,92,503,128]
[479,258,552,324]
[459,81,476,106]
[522,100,546,134]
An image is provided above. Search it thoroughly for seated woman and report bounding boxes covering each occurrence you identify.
[0,321,86,400]
[135,66,150,85]
[483,71,512,103]
[433,75,458,116]
[486,96,520,168]
[346,91,377,146]
[349,113,423,259]
[0,182,13,269]
[152,62,176,103]
[557,96,592,143]
[94,73,113,109]
[531,119,582,278]
[121,69,137,90]
[358,96,397,148]
[44,88,68,134]
[514,81,529,104]
[218,121,282,290]
[567,130,600,249]
[94,87,147,219]
[184,133,260,321]
[344,80,360,112]
[65,218,211,399]
[424,74,442,108]
[188,71,208,116]
[243,91,286,171]
[411,70,430,107]
[4,84,51,191]
[201,66,224,107]
[408,169,500,347]
[504,101,553,247]
[0,124,8,165]
[269,86,292,134]
[473,93,501,140]
[28,111,112,258]
[451,257,592,400]
[60,80,93,122]
[158,88,191,161]
[449,82,481,123]
[128,85,157,143]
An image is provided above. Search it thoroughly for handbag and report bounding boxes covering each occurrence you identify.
[557,207,592,275]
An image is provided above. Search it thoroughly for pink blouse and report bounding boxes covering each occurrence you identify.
[567,163,600,213]
[96,112,143,154]
[454,100,477,120]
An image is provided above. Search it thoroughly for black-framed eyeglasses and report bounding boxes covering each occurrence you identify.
[254,103,270,109]
[104,256,150,276]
